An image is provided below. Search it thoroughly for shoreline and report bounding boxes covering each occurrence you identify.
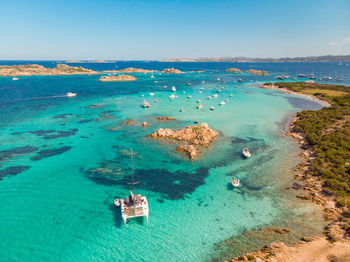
[227,85,349,261]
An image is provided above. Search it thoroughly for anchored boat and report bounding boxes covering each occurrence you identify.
[114,150,149,224]
[242,148,251,158]
[232,177,240,187]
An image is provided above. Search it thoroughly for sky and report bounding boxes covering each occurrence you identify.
[0,0,349,60]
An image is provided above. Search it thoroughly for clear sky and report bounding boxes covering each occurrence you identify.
[0,0,349,60]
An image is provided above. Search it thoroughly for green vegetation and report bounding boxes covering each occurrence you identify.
[275,82,350,201]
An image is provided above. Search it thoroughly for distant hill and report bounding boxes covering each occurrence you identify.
[161,55,350,62]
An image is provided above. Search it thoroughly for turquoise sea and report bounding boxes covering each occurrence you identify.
[0,62,349,261]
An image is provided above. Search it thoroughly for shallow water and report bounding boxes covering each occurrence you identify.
[0,62,345,261]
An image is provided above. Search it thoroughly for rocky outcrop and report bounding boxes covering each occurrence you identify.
[156,116,177,121]
[0,64,98,76]
[147,123,218,159]
[161,68,184,74]
[147,123,218,146]
[104,68,154,73]
[98,75,137,81]
[225,68,241,73]
[245,69,269,75]
[124,119,135,126]
[176,145,198,159]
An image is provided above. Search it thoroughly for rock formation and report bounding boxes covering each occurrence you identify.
[156,116,177,121]
[161,68,184,74]
[245,69,269,75]
[98,75,137,82]
[0,64,98,76]
[147,123,218,159]
[104,68,154,73]
[225,68,241,73]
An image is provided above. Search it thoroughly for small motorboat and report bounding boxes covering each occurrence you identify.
[200,87,204,90]
[163,86,168,88]
[187,95,192,99]
[154,81,158,83]
[198,91,202,94]
[219,101,225,105]
[180,108,184,112]
[207,96,212,100]
[229,94,233,97]
[210,106,215,110]
[66,92,77,97]
[150,74,155,79]
[141,94,145,97]
[242,148,251,158]
[172,86,176,92]
[149,93,154,96]
[142,100,150,108]
[186,83,191,86]
[217,89,221,93]
[232,177,240,187]
[217,78,221,82]
[194,119,199,123]
[201,80,205,84]
[238,79,243,82]
[182,91,186,94]
[197,99,201,103]
[213,94,218,98]
[12,77,19,80]
[197,104,203,109]
[225,99,229,102]
[169,94,176,100]
[114,198,121,206]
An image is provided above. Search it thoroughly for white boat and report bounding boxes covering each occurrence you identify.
[210,106,215,110]
[197,99,201,103]
[183,91,186,94]
[172,86,176,92]
[149,93,154,96]
[163,86,168,88]
[169,94,176,100]
[186,83,191,86]
[66,92,77,97]
[195,119,199,123]
[217,89,221,93]
[154,81,158,83]
[200,87,204,90]
[150,73,155,79]
[213,94,218,98]
[142,100,150,108]
[187,95,192,99]
[217,78,221,82]
[180,108,184,112]
[207,96,212,100]
[201,80,205,84]
[242,148,251,158]
[141,94,145,97]
[12,77,19,80]
[229,94,233,97]
[304,80,314,83]
[232,177,240,187]
[197,104,203,109]
[198,91,202,94]
[225,99,229,102]
[298,74,308,78]
[219,101,225,105]
[114,150,149,224]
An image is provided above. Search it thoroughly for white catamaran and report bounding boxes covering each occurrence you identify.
[114,150,149,224]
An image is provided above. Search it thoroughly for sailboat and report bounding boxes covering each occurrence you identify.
[114,149,149,224]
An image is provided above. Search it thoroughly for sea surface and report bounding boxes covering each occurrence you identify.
[0,61,349,261]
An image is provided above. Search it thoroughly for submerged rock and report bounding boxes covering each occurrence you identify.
[98,75,137,81]
[176,145,198,159]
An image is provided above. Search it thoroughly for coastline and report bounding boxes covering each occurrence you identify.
[226,84,349,261]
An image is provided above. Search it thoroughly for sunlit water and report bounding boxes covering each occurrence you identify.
[0,62,349,261]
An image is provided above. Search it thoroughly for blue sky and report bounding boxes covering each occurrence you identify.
[0,0,349,60]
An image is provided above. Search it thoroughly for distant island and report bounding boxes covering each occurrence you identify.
[0,64,98,76]
[161,55,350,62]
[64,60,116,63]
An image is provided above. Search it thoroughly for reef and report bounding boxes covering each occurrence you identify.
[225,68,241,73]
